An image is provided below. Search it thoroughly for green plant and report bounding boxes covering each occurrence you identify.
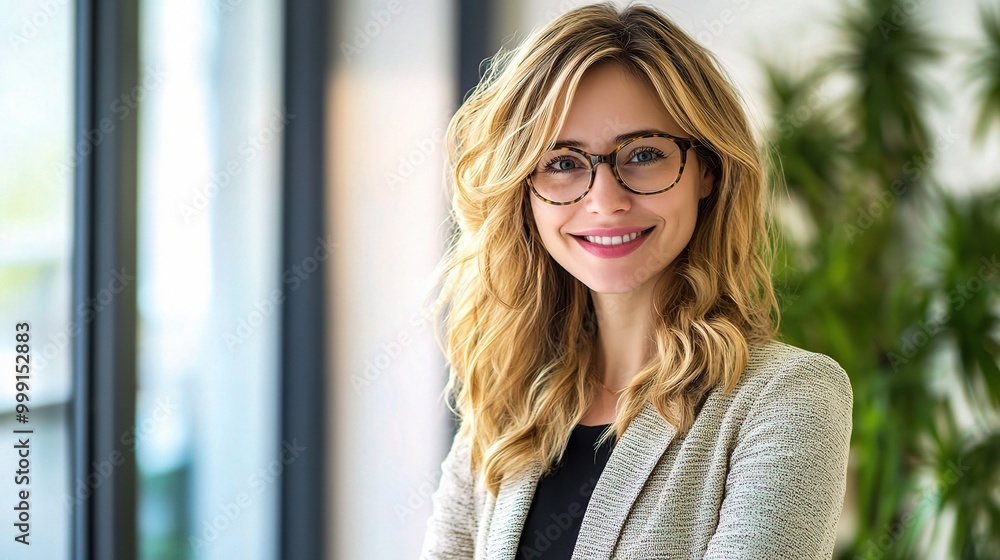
[765,0,1000,557]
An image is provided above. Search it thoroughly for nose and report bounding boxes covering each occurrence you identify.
[584,161,631,214]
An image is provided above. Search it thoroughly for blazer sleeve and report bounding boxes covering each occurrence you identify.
[703,352,854,559]
[419,428,477,560]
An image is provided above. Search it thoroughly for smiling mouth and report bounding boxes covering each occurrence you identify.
[572,227,654,247]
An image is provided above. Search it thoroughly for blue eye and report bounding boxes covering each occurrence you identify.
[543,155,586,173]
[627,149,663,164]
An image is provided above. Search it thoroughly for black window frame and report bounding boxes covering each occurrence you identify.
[71,1,329,558]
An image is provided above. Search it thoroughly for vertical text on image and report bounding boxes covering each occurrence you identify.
[12,322,34,546]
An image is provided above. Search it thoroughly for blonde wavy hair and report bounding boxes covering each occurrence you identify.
[432,2,780,498]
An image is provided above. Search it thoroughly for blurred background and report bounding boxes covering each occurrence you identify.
[0,0,997,558]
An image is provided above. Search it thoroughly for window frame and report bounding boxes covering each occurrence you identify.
[72,1,330,558]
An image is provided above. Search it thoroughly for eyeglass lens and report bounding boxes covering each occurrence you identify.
[530,136,683,203]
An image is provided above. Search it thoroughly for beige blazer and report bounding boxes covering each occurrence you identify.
[419,340,854,559]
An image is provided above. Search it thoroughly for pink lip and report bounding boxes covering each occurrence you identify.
[572,226,651,237]
[572,227,653,259]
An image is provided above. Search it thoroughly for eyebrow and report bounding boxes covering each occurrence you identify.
[553,129,668,150]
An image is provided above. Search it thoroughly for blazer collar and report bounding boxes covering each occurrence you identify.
[485,401,678,560]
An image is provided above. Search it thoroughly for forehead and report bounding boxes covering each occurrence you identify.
[555,62,683,151]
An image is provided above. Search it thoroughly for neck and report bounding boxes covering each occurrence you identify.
[591,279,658,392]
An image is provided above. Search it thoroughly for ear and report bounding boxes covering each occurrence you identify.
[697,158,715,200]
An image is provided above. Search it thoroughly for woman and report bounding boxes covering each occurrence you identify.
[420,3,853,559]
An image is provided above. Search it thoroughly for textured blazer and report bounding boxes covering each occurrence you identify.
[419,340,854,559]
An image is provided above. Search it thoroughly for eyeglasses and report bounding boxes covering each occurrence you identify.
[527,132,702,205]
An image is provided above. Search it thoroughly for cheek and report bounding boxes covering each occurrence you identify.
[661,184,702,219]
[529,201,564,246]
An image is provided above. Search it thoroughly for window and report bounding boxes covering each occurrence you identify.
[135,0,283,558]
[0,2,75,557]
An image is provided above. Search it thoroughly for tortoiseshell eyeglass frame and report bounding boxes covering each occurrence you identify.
[526,132,702,206]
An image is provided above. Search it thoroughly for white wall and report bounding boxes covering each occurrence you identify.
[327,1,454,558]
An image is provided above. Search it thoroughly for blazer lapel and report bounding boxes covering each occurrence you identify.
[485,452,543,560]
[484,402,676,560]
[572,401,677,559]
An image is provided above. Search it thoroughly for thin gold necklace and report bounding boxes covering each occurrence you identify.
[598,378,628,395]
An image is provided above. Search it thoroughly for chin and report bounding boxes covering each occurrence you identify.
[574,268,662,295]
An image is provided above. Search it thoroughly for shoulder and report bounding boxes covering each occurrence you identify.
[727,339,854,436]
[690,341,854,557]
[739,339,852,400]
[698,340,853,435]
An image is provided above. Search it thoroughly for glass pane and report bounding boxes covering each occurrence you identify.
[0,2,74,559]
[329,0,454,557]
[136,1,283,559]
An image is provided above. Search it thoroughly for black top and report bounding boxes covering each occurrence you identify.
[514,423,616,560]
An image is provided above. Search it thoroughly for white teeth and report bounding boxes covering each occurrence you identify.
[584,230,644,246]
